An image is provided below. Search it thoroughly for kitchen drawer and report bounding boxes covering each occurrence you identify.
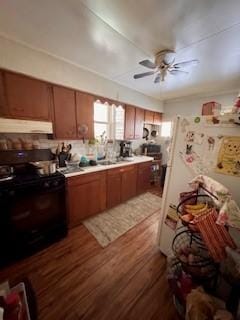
[67,171,106,187]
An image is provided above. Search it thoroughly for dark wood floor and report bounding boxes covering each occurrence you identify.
[0,197,178,320]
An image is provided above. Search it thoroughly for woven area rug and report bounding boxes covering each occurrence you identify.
[83,192,162,247]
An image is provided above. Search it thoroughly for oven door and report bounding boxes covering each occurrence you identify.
[3,179,67,262]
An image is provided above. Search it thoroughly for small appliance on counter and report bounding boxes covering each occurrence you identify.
[119,140,133,158]
[0,149,67,267]
[56,143,72,167]
[141,143,161,160]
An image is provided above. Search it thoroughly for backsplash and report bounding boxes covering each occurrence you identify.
[0,128,164,159]
[0,133,125,159]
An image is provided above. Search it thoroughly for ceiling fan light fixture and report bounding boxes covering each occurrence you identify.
[133,50,199,83]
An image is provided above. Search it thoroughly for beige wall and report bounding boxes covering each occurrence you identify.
[163,91,238,120]
[0,35,163,112]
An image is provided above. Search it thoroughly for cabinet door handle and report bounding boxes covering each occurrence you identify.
[13,106,24,112]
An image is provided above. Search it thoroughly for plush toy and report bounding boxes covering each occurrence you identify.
[232,93,240,114]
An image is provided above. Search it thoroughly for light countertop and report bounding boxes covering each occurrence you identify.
[61,156,154,178]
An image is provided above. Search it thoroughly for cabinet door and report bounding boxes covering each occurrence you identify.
[121,165,137,202]
[137,162,152,194]
[124,105,135,140]
[5,72,51,120]
[153,112,162,125]
[67,172,106,228]
[107,168,122,209]
[134,107,144,139]
[53,86,77,139]
[144,110,154,124]
[76,91,94,140]
[0,71,8,117]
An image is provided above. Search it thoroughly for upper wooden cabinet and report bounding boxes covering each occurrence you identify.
[144,110,162,125]
[0,71,7,117]
[124,104,135,140]
[4,72,51,121]
[53,86,77,139]
[125,105,146,140]
[76,91,94,140]
[153,112,162,125]
[134,107,144,139]
[144,110,154,124]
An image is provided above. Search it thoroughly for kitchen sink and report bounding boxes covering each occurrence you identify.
[97,160,118,166]
[97,159,133,166]
[58,166,84,174]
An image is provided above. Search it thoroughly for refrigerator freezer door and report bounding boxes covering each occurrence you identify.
[157,115,240,256]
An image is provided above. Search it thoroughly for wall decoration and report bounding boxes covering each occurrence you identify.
[181,118,190,133]
[186,144,193,155]
[215,136,240,176]
[179,151,208,175]
[185,131,195,143]
[194,132,204,145]
[164,204,179,230]
[207,136,215,151]
[204,115,238,127]
[194,116,201,123]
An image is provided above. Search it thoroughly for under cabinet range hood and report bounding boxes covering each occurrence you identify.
[0,118,53,134]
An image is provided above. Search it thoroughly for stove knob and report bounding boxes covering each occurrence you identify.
[44,182,50,188]
[53,180,59,187]
[9,190,15,196]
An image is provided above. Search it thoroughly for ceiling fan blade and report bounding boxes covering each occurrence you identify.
[133,71,155,79]
[173,59,199,68]
[169,69,189,75]
[139,59,156,69]
[154,74,160,83]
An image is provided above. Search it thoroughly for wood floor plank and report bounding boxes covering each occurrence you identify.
[0,206,178,320]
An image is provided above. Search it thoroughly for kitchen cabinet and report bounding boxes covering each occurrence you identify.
[67,171,106,228]
[4,72,51,121]
[134,107,144,139]
[107,165,137,208]
[144,110,154,124]
[76,91,94,140]
[0,71,7,117]
[53,86,77,139]
[153,112,162,125]
[121,165,137,202]
[107,168,122,209]
[137,162,152,194]
[124,104,135,140]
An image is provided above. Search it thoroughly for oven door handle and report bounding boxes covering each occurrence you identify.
[12,210,31,221]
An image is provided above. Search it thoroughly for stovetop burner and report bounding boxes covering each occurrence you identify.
[0,165,64,189]
[0,175,14,182]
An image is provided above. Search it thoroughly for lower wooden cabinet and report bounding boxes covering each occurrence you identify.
[137,162,152,194]
[107,165,137,209]
[67,162,152,227]
[107,168,122,209]
[121,165,137,202]
[67,171,106,228]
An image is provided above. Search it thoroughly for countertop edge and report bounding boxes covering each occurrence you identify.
[62,156,154,178]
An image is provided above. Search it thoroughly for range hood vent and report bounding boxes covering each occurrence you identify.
[0,118,53,134]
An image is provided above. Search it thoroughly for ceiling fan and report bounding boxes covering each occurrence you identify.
[133,50,199,83]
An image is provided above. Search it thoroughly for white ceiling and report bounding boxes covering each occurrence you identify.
[0,0,239,100]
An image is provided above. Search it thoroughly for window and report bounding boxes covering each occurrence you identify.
[160,121,172,137]
[94,100,125,140]
[114,105,125,140]
[94,101,109,140]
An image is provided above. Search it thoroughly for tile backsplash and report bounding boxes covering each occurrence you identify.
[0,128,163,159]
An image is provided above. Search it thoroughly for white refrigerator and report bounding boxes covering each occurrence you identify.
[157,114,240,256]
